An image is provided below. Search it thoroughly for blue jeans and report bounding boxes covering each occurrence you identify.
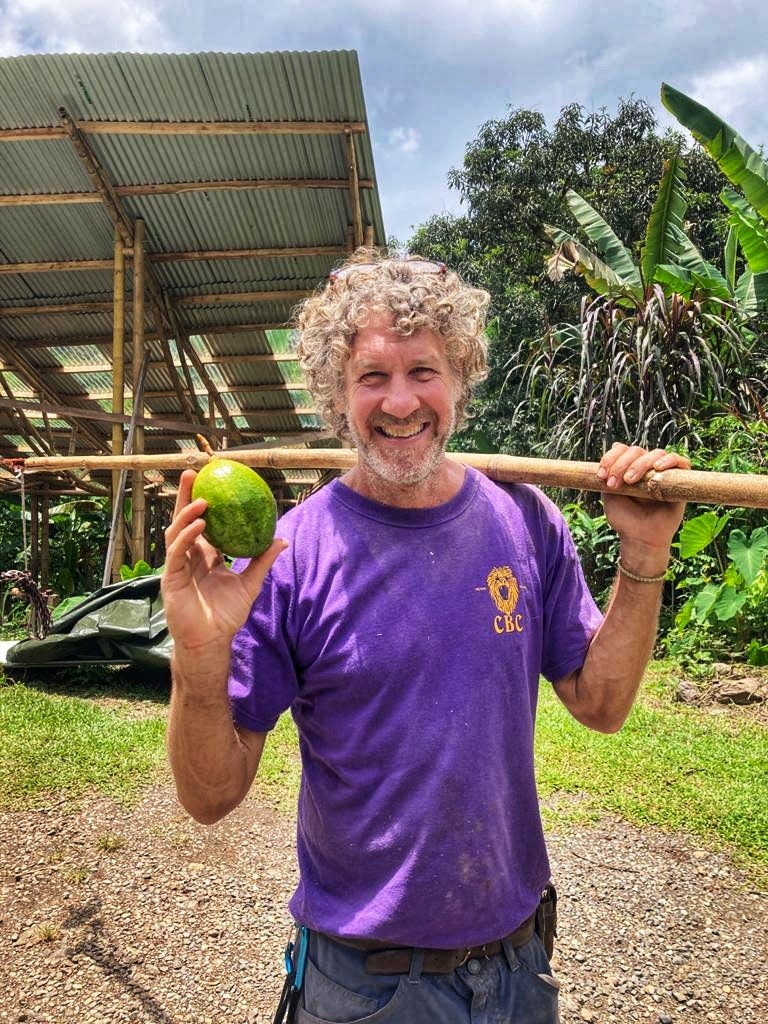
[294,930,560,1023]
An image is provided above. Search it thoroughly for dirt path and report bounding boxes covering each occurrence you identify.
[1,785,765,1024]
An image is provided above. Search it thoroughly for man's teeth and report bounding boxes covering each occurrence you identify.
[379,423,425,438]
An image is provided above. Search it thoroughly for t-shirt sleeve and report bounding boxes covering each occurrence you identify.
[538,496,603,683]
[227,562,300,733]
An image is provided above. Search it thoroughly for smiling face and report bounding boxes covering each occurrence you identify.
[338,313,464,507]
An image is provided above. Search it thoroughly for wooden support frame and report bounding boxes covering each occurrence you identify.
[111,229,126,579]
[0,181,374,207]
[131,219,147,566]
[0,120,367,141]
[0,290,311,318]
[345,129,364,250]
[11,324,293,349]
[0,334,107,452]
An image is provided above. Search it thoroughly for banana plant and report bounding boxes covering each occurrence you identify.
[660,82,768,312]
[545,154,736,306]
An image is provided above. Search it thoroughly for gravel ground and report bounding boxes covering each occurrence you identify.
[1,783,765,1024]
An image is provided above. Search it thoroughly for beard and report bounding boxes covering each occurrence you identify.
[347,408,455,490]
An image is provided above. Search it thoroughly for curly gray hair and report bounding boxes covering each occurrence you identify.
[294,250,490,441]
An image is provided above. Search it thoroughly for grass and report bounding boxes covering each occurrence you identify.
[1,662,766,880]
[535,663,768,876]
[0,673,167,807]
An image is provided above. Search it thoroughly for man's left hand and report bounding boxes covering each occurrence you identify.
[598,443,691,575]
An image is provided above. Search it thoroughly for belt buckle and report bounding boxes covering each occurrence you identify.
[457,943,488,967]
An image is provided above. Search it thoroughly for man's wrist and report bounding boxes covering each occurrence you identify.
[617,542,671,580]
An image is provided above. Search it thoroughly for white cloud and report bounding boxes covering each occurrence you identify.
[689,56,768,136]
[388,126,421,154]
[0,0,172,56]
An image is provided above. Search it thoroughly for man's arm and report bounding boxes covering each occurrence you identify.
[552,444,690,733]
[166,641,267,824]
[161,470,287,823]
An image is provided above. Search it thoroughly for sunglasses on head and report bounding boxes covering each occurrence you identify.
[328,257,447,283]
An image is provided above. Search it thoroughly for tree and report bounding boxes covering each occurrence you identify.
[409,97,733,454]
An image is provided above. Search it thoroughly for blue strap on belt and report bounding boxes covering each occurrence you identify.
[273,925,309,1024]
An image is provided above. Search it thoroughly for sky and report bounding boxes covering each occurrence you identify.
[1,0,768,243]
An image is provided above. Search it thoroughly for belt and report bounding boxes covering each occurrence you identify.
[326,910,536,975]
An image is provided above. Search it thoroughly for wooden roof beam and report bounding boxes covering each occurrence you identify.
[14,383,310,401]
[1,120,366,141]
[0,180,373,207]
[0,246,344,274]
[1,352,300,374]
[3,326,292,349]
[0,290,310,316]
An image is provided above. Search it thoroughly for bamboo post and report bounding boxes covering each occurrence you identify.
[345,129,363,249]
[40,492,49,592]
[29,494,39,583]
[131,219,146,566]
[20,449,768,510]
[111,229,126,581]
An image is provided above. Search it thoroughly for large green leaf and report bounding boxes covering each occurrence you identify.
[728,527,768,586]
[734,267,768,313]
[653,264,733,302]
[713,586,748,621]
[640,155,688,284]
[678,510,731,558]
[721,188,768,274]
[564,190,642,289]
[661,83,768,219]
[692,582,723,621]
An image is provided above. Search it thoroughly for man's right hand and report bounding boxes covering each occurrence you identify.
[161,469,287,654]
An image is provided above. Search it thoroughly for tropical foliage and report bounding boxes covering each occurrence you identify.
[410,97,733,456]
[661,82,768,313]
[504,157,755,458]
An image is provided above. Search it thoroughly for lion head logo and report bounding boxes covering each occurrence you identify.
[486,566,520,614]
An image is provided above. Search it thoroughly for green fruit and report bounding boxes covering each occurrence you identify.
[191,459,277,558]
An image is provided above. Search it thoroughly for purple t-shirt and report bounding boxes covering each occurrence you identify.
[228,467,602,947]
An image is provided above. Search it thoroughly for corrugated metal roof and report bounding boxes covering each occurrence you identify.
[0,49,385,500]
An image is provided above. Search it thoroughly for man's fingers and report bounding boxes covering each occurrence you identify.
[163,517,208,578]
[238,538,289,595]
[165,496,207,548]
[598,446,690,488]
[172,470,198,520]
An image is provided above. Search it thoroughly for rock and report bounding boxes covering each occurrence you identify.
[711,679,767,705]
[675,679,701,704]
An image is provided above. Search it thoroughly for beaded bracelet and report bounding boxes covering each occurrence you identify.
[617,559,667,584]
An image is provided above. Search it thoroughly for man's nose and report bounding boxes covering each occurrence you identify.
[381,376,420,418]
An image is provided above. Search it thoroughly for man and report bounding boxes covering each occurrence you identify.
[162,252,690,1023]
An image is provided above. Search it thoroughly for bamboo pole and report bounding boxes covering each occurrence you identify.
[345,129,363,249]
[131,220,146,565]
[18,449,768,509]
[112,230,126,581]
[40,493,49,592]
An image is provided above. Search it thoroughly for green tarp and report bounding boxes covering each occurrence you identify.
[5,575,172,669]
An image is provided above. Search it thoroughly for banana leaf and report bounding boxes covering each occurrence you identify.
[564,190,643,289]
[661,83,768,220]
[640,155,688,284]
[721,188,768,275]
[735,267,768,314]
[544,231,641,302]
[653,264,733,302]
